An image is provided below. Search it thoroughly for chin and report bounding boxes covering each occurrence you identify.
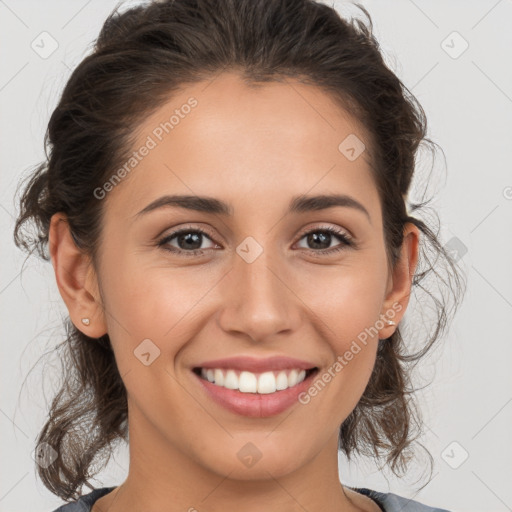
[197,440,309,481]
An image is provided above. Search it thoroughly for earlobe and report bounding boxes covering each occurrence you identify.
[48,212,107,338]
[378,222,420,337]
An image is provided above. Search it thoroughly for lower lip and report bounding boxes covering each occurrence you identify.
[192,369,318,418]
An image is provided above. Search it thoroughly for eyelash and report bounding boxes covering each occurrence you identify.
[156,225,356,258]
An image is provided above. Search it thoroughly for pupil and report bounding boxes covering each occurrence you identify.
[309,232,330,250]
[179,232,201,250]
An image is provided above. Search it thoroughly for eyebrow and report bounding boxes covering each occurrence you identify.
[135,193,371,223]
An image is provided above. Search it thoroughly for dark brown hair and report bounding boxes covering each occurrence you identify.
[13,0,465,502]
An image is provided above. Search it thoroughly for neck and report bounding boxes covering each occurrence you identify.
[95,402,376,512]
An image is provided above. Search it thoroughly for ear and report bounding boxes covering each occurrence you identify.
[48,212,108,338]
[378,222,420,338]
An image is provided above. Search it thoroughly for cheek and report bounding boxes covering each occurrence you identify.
[297,254,387,342]
[294,256,387,415]
[98,249,218,369]
[96,255,204,419]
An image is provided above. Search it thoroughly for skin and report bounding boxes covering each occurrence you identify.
[49,72,419,512]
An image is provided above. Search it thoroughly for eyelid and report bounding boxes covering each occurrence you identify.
[156,223,218,243]
[295,223,353,241]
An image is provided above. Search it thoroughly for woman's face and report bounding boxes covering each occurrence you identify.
[70,72,417,481]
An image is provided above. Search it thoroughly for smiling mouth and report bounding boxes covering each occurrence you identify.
[192,366,318,394]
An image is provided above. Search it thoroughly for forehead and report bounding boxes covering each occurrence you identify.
[106,72,379,219]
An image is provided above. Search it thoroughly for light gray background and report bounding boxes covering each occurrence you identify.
[1,1,511,511]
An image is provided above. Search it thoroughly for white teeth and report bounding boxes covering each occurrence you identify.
[199,367,309,394]
[288,369,299,387]
[276,371,289,390]
[213,369,223,385]
[257,371,275,394]
[224,369,238,390]
[239,371,257,392]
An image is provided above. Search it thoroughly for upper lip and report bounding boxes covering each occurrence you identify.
[193,356,318,373]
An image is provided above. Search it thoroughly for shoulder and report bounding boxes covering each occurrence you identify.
[49,487,117,512]
[351,487,452,512]
[50,485,451,512]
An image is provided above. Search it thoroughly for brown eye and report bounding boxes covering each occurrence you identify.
[296,226,355,254]
[158,227,219,256]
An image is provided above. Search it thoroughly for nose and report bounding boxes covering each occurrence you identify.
[217,249,302,343]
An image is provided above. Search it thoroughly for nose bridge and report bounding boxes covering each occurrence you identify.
[218,242,300,341]
[237,246,281,302]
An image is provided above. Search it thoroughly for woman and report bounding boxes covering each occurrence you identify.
[14,0,464,510]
